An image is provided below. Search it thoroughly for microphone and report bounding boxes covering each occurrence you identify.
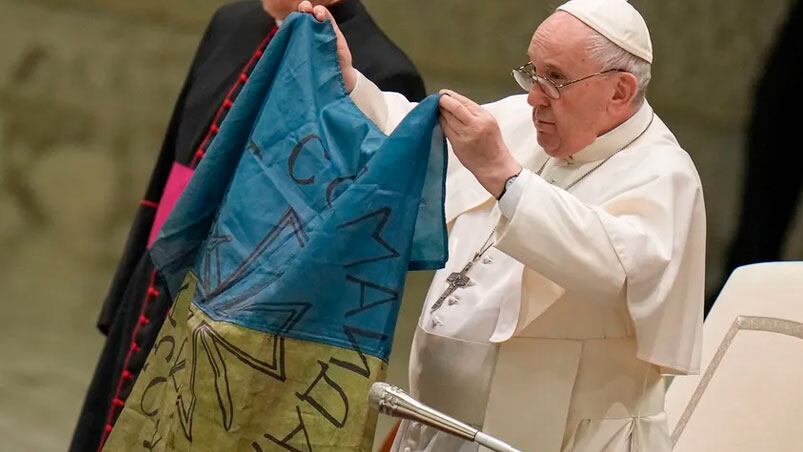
[369,382,521,452]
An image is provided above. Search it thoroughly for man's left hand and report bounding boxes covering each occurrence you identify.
[438,89,522,198]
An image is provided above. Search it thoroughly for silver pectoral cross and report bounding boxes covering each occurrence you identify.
[430,262,473,313]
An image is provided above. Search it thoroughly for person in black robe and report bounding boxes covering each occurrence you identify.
[707,0,803,314]
[70,1,425,450]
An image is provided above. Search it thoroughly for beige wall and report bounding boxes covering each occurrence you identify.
[1,0,801,449]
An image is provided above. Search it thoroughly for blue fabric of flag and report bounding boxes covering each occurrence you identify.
[149,13,447,361]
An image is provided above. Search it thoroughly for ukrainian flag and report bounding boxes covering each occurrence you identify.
[103,13,446,452]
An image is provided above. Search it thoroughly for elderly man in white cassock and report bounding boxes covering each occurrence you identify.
[300,0,705,451]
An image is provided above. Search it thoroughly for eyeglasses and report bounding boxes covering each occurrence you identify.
[512,62,623,99]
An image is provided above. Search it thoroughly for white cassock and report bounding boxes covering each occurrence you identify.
[350,72,705,452]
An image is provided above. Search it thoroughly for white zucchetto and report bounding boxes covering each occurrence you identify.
[557,0,653,63]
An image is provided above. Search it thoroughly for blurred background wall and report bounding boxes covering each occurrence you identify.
[0,0,801,450]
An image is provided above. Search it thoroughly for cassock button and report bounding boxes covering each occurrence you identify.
[447,296,458,306]
[482,256,493,265]
[403,447,412,452]
[431,315,443,328]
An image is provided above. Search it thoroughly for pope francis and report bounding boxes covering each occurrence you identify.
[300,0,706,451]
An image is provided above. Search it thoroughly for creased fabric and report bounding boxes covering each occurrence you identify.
[104,14,446,451]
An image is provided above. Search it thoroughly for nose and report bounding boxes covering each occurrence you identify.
[527,82,549,108]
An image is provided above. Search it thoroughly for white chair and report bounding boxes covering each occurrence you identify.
[665,262,803,451]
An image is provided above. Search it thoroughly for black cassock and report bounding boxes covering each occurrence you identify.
[70,1,425,450]
[710,0,803,313]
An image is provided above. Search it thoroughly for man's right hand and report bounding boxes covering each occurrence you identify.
[297,1,357,92]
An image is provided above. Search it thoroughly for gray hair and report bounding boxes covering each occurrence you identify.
[586,30,651,105]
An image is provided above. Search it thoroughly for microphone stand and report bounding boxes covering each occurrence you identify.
[369,382,522,452]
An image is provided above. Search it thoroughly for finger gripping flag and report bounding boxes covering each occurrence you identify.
[103,13,446,452]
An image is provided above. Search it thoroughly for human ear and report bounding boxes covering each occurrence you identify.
[610,72,638,110]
